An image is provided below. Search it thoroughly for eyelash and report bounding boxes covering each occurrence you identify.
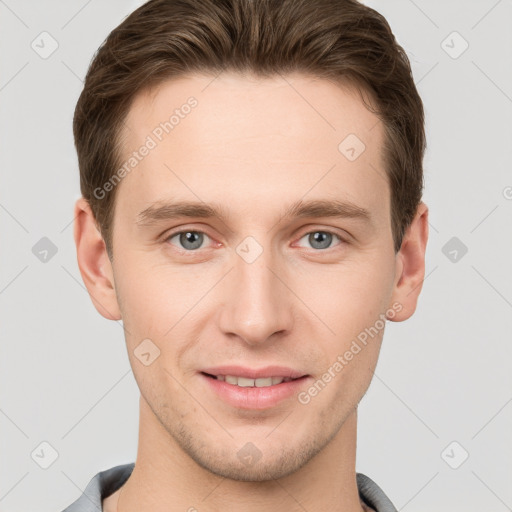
[164,228,346,253]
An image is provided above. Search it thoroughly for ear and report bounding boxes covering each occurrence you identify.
[388,201,429,322]
[73,197,121,320]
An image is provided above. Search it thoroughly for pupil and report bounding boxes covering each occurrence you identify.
[181,231,202,250]
[310,231,331,249]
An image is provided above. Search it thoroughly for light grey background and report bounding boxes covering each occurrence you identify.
[0,1,511,511]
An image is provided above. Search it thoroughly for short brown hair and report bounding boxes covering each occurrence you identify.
[73,0,425,258]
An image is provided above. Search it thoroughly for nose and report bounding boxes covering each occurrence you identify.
[218,241,295,346]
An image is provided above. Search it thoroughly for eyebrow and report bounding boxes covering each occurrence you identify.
[136,198,371,228]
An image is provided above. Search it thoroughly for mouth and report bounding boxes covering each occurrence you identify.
[201,372,303,387]
[199,366,311,410]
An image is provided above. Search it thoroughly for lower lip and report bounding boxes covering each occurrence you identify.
[200,373,311,410]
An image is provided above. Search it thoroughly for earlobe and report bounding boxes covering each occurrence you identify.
[73,197,122,321]
[389,202,429,322]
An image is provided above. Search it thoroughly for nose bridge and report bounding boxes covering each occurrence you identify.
[220,235,292,345]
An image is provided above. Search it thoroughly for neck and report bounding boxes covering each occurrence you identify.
[115,397,366,512]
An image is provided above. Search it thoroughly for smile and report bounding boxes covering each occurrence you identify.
[199,368,311,410]
[202,373,297,387]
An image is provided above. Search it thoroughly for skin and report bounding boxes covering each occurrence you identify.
[74,71,428,512]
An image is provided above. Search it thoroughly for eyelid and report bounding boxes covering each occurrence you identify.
[161,223,213,239]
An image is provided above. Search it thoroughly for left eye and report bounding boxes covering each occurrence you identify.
[167,231,210,251]
[296,230,343,250]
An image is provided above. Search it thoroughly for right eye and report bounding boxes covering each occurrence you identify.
[165,230,212,251]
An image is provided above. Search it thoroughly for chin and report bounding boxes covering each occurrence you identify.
[193,449,311,482]
[176,427,327,482]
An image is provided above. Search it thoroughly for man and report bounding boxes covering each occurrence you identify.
[65,0,428,510]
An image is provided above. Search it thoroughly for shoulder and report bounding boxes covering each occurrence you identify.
[356,473,398,512]
[61,463,135,512]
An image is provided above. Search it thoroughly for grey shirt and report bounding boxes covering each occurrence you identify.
[62,463,398,512]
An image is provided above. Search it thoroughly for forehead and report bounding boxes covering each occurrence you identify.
[122,71,382,151]
[115,71,388,225]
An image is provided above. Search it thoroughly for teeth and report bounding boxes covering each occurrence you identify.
[237,377,255,387]
[225,375,238,385]
[215,375,295,387]
[255,377,273,387]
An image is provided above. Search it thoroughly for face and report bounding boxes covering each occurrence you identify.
[85,72,420,481]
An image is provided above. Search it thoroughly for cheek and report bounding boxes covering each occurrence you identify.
[114,258,206,379]
[295,258,395,336]
[115,258,183,330]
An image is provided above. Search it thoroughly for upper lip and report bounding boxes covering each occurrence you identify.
[200,365,307,379]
